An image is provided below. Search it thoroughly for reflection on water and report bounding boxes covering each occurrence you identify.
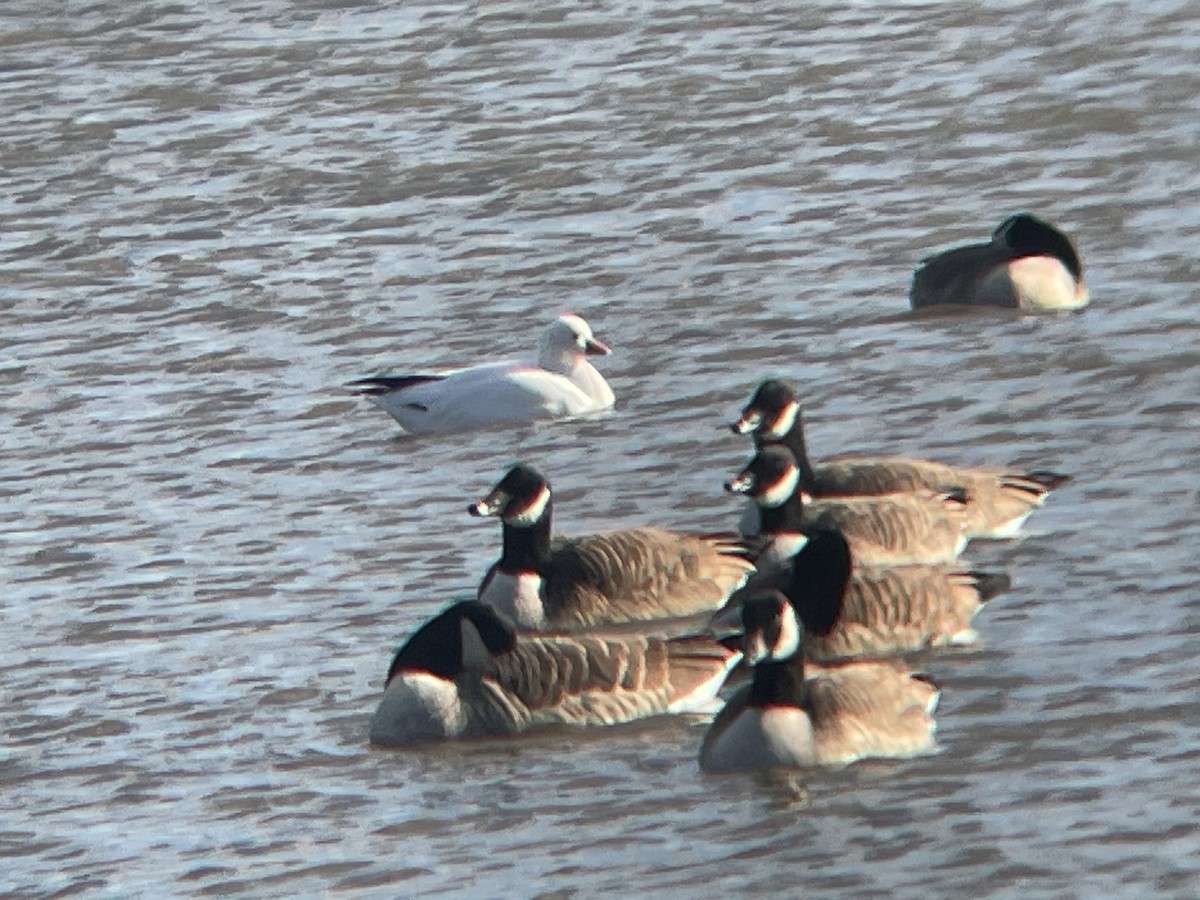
[3,0,1200,896]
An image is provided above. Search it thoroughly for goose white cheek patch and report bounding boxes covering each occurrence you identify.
[772,602,802,660]
[470,490,509,517]
[758,466,800,509]
[505,484,551,526]
[733,410,762,434]
[761,400,799,440]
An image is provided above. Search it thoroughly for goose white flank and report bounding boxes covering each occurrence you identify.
[349,314,615,434]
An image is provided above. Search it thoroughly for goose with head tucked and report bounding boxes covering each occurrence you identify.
[733,378,1069,539]
[468,463,756,630]
[726,445,968,567]
[368,601,741,747]
[909,213,1088,311]
[713,525,1011,663]
[699,591,940,773]
[349,314,615,434]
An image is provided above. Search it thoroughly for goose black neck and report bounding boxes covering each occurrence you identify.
[499,501,553,573]
[757,488,807,535]
[785,528,853,636]
[756,412,816,489]
[748,656,808,708]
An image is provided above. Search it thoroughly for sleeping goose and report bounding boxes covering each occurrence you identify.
[368,601,741,746]
[468,463,756,630]
[699,591,940,772]
[909,213,1089,311]
[713,525,1011,663]
[726,445,968,566]
[733,378,1069,539]
[349,314,615,434]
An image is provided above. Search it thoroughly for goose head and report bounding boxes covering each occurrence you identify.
[725,446,801,509]
[739,591,803,665]
[731,379,800,441]
[538,314,611,374]
[468,463,553,527]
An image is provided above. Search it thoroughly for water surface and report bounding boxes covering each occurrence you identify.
[3,1,1200,896]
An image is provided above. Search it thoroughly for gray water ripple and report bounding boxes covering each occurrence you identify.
[4,0,1200,896]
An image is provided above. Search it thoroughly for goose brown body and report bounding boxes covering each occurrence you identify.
[733,378,1069,539]
[529,528,756,628]
[370,602,740,746]
[806,564,1008,661]
[800,457,1065,540]
[803,491,968,565]
[699,593,939,772]
[472,464,755,630]
[727,445,968,566]
[717,527,1010,663]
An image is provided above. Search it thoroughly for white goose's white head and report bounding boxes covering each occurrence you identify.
[538,314,611,374]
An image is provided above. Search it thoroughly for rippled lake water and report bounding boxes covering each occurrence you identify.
[4,1,1200,896]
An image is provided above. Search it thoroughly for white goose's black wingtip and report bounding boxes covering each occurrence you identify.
[347,374,443,396]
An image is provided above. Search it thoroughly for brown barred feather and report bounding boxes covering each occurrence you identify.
[540,528,755,627]
[801,564,1007,662]
[809,456,1067,538]
[468,631,738,732]
[805,491,966,565]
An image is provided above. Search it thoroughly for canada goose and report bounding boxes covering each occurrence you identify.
[468,463,756,630]
[699,591,940,772]
[909,213,1089,311]
[714,526,1011,663]
[369,601,741,746]
[732,378,1070,539]
[349,314,615,434]
[726,446,968,566]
